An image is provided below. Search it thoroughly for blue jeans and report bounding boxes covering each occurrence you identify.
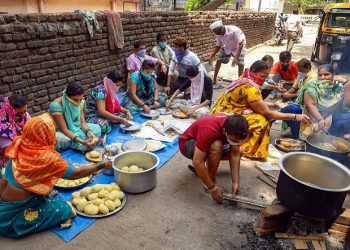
[280,103,302,139]
[329,112,350,137]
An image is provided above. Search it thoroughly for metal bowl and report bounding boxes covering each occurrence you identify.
[121,139,147,152]
[277,152,350,220]
[112,151,160,193]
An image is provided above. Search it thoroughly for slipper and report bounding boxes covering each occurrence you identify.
[213,84,224,89]
[188,165,198,176]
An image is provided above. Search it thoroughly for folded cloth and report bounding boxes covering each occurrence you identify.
[75,10,101,39]
[103,10,124,50]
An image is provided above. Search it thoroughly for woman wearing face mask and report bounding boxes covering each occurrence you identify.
[151,32,174,92]
[0,92,30,168]
[85,71,133,134]
[295,64,350,138]
[166,36,207,95]
[126,40,167,89]
[166,66,213,119]
[49,83,101,152]
[210,60,310,159]
[122,60,168,114]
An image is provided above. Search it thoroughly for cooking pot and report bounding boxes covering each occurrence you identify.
[112,151,159,193]
[306,134,350,168]
[277,152,350,221]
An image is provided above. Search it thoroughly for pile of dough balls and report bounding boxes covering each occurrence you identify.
[120,165,145,173]
[56,176,91,188]
[71,183,125,216]
[89,150,100,159]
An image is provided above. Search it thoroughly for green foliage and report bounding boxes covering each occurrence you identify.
[288,0,347,7]
[185,0,231,11]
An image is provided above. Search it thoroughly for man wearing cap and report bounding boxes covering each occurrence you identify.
[209,20,246,88]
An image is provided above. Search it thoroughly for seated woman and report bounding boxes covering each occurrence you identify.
[210,60,309,160]
[166,66,213,119]
[86,70,133,134]
[0,93,30,168]
[122,60,168,114]
[49,83,101,152]
[295,64,350,138]
[0,113,112,238]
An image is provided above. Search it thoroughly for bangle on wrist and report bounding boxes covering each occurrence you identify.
[96,162,105,170]
[293,114,297,121]
[73,135,78,142]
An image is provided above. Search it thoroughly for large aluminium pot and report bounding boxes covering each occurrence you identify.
[306,134,350,168]
[277,152,350,221]
[112,151,159,193]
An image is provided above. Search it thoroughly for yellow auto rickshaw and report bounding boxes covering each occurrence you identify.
[311,3,350,74]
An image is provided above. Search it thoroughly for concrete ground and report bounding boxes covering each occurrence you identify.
[1,26,346,250]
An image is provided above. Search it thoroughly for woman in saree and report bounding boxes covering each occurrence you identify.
[295,64,350,138]
[166,66,213,119]
[0,93,30,168]
[49,83,101,152]
[0,113,112,238]
[210,60,309,160]
[86,70,133,134]
[122,60,168,114]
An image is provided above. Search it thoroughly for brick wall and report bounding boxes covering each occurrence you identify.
[0,11,275,115]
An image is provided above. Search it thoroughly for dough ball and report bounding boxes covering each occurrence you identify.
[98,190,109,198]
[110,183,121,191]
[91,184,103,193]
[115,191,125,200]
[72,197,81,206]
[88,193,99,201]
[92,198,104,206]
[76,199,88,212]
[80,187,92,197]
[114,199,122,208]
[89,151,100,159]
[106,193,117,201]
[98,204,109,214]
[138,167,144,172]
[84,204,99,215]
[129,165,139,172]
[121,166,129,172]
[104,200,116,211]
[104,184,114,192]
[72,191,80,199]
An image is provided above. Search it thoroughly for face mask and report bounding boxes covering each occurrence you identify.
[225,133,241,146]
[281,63,289,71]
[158,41,167,49]
[141,71,152,81]
[175,49,185,62]
[298,72,307,80]
[135,49,146,58]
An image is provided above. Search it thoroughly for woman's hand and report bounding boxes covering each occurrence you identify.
[186,108,196,116]
[161,65,167,74]
[164,86,170,95]
[84,139,95,148]
[295,114,310,124]
[165,100,172,110]
[318,118,326,131]
[153,100,160,108]
[143,105,151,113]
[210,185,223,204]
[121,118,132,127]
[101,159,112,170]
[276,85,287,93]
[125,110,133,120]
[87,131,95,140]
[232,182,239,196]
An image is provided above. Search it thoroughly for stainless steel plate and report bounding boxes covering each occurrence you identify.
[122,139,147,152]
[120,122,141,132]
[54,175,93,190]
[274,138,305,152]
[141,110,160,119]
[74,196,126,218]
[157,108,172,115]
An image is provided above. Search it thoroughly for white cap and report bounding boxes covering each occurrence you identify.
[209,20,223,30]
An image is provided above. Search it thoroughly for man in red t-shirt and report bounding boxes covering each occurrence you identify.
[269,51,298,97]
[179,114,248,203]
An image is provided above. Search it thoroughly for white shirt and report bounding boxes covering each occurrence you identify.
[287,15,302,32]
[216,25,245,55]
[169,51,207,77]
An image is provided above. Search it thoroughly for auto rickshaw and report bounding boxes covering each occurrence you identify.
[311,3,350,74]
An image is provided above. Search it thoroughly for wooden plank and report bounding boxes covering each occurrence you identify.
[330,223,350,234]
[294,239,308,249]
[256,175,277,188]
[312,240,322,250]
[328,229,350,240]
[319,240,327,250]
[275,233,323,240]
[335,209,350,226]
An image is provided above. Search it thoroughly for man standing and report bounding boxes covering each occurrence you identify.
[126,39,167,89]
[179,114,249,203]
[209,20,246,88]
[151,32,174,92]
[286,10,302,52]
